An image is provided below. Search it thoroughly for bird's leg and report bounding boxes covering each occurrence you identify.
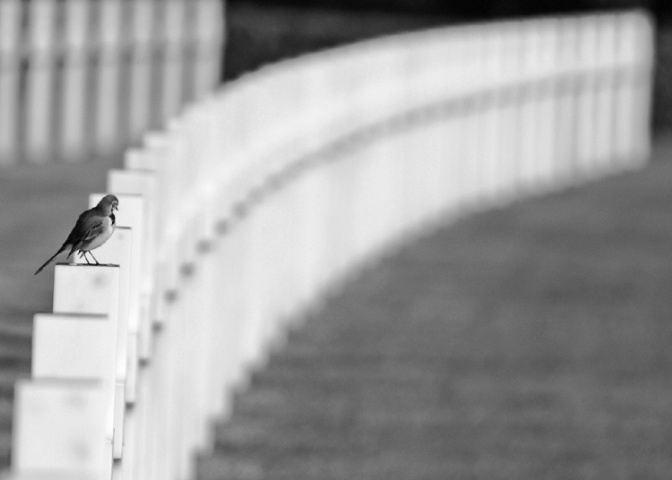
[81,251,91,265]
[88,251,100,265]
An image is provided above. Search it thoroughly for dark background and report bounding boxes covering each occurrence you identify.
[223,0,672,130]
[228,0,669,18]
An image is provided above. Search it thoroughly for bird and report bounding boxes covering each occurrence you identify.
[34,195,119,275]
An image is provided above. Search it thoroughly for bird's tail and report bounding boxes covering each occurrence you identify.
[34,245,68,275]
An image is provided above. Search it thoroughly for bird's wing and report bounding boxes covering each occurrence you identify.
[66,212,105,254]
[80,219,105,243]
[64,208,94,243]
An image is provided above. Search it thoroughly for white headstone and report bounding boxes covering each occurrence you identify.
[52,265,120,460]
[89,194,144,404]
[32,313,115,446]
[107,170,158,359]
[12,379,107,476]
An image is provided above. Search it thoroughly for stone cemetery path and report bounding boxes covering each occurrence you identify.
[2,138,672,477]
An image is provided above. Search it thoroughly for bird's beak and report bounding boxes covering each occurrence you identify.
[113,205,118,212]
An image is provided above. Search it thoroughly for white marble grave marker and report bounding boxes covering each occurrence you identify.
[52,265,120,460]
[12,379,107,477]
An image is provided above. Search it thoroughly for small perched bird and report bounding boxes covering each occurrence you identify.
[34,195,119,275]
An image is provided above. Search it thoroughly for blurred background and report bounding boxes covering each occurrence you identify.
[224,0,672,128]
[208,2,672,478]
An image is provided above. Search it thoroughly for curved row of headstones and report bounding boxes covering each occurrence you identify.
[0,0,223,166]
[5,10,654,480]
